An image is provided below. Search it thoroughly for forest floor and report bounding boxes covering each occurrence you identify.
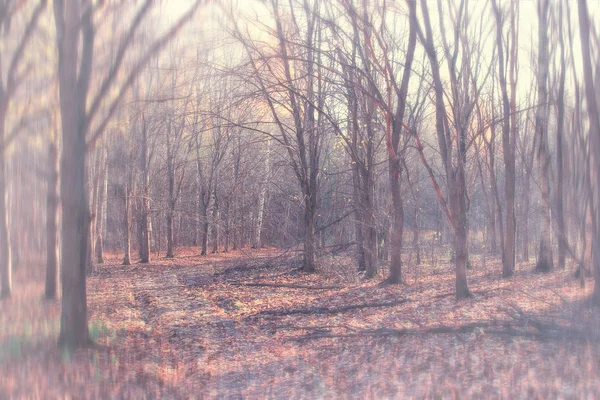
[1,247,600,399]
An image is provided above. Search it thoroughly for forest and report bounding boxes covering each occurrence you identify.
[1,0,600,397]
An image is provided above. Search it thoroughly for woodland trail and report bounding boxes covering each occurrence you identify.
[2,248,600,398]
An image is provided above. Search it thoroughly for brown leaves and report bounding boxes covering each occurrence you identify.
[2,248,600,398]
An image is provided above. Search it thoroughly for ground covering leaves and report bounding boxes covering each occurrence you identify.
[1,247,599,398]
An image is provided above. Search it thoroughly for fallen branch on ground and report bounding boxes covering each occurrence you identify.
[231,282,343,290]
[251,299,410,318]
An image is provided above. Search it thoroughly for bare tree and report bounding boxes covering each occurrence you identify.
[52,0,201,348]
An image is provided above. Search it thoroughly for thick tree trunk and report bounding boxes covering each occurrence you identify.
[45,140,59,299]
[54,0,93,349]
[58,132,91,347]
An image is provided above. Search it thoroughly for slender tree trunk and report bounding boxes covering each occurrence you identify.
[211,190,219,254]
[122,183,131,265]
[166,205,174,258]
[555,3,567,269]
[96,147,107,264]
[352,165,366,271]
[535,0,554,273]
[384,0,417,284]
[0,151,11,299]
[224,198,230,253]
[139,125,150,262]
[87,150,101,274]
[413,204,421,265]
[166,127,175,258]
[303,195,316,273]
[362,175,377,278]
[254,138,271,248]
[493,0,516,277]
[45,140,59,299]
[201,202,209,255]
[418,0,470,298]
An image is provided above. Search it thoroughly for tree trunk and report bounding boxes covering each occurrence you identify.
[386,163,404,283]
[361,167,377,278]
[413,207,421,265]
[45,140,59,299]
[535,0,554,273]
[555,3,567,269]
[452,168,471,299]
[303,196,316,273]
[254,139,271,248]
[492,0,516,277]
[201,204,209,256]
[122,183,131,265]
[87,150,102,274]
[55,0,92,348]
[95,147,107,264]
[166,206,174,258]
[0,153,11,299]
[211,190,219,254]
[352,164,366,271]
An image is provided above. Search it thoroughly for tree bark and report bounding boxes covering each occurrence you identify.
[555,2,567,269]
[492,0,516,277]
[45,140,59,299]
[54,0,92,348]
[0,151,11,299]
[122,182,131,265]
[535,0,554,273]
[95,147,107,264]
[138,117,150,263]
[254,139,271,248]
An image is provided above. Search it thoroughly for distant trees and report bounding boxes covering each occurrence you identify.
[0,0,45,299]
[8,0,600,328]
